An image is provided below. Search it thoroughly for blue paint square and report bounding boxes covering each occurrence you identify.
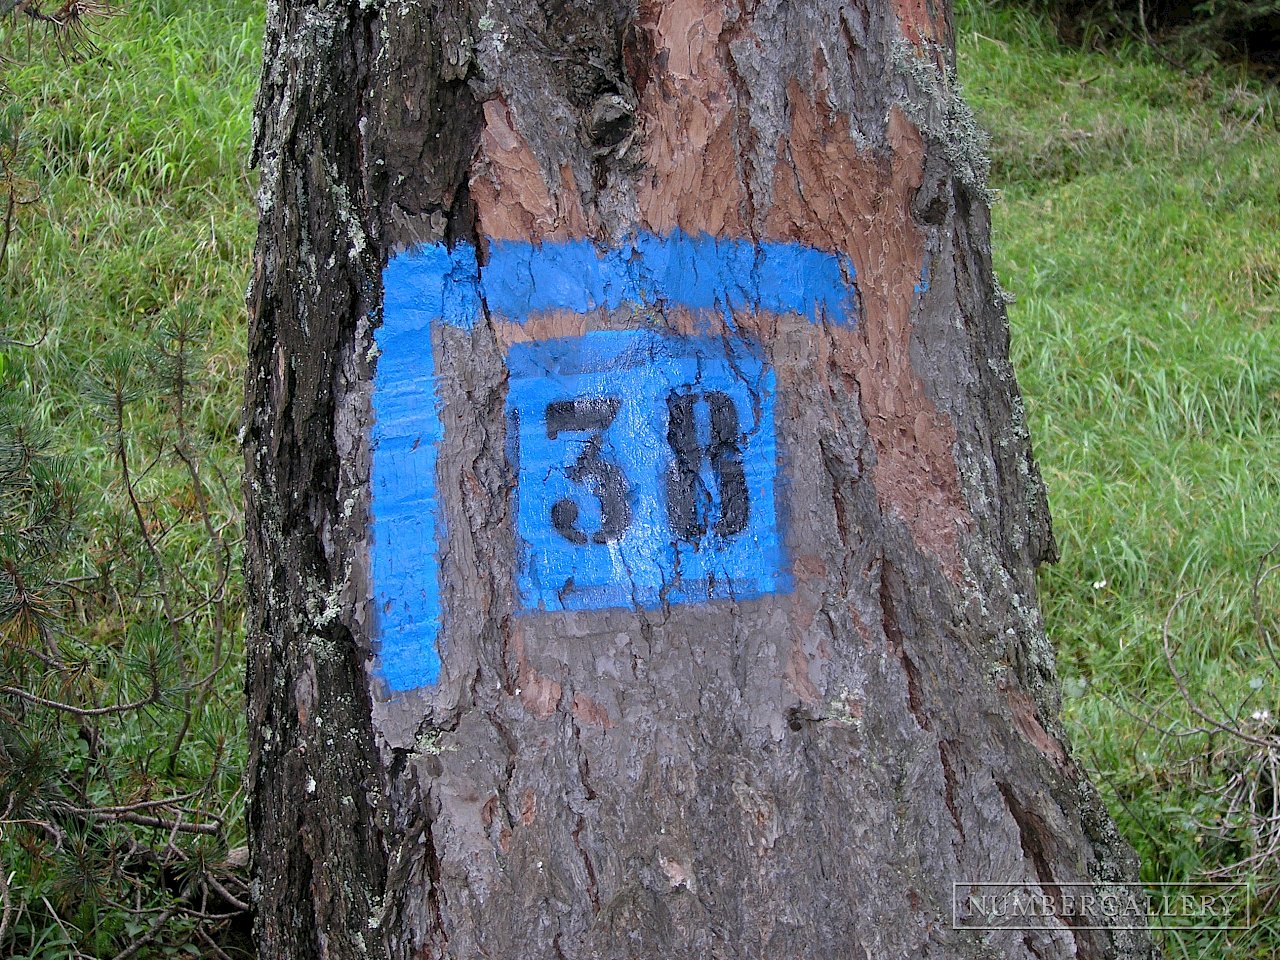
[506,330,789,612]
[372,231,855,691]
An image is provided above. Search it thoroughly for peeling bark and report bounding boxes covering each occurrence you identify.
[244,1,1157,958]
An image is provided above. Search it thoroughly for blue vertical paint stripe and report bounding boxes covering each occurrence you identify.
[371,271,449,692]
[382,242,481,332]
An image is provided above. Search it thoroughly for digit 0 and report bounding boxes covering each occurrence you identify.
[665,389,750,541]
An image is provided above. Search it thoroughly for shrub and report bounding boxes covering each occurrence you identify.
[1018,0,1280,72]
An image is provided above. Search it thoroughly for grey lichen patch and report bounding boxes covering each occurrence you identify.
[322,158,369,262]
[476,1,509,55]
[891,40,992,202]
[301,576,344,627]
[414,728,454,756]
[992,273,1017,307]
[255,149,282,219]
[292,575,349,662]
[367,893,385,930]
[823,685,866,729]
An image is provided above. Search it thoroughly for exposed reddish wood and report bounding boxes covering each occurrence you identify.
[571,693,615,730]
[785,623,824,706]
[492,312,596,349]
[1004,680,1071,774]
[766,92,968,574]
[520,789,537,826]
[633,0,746,236]
[513,621,562,720]
[476,58,971,574]
[894,0,942,45]
[470,98,591,243]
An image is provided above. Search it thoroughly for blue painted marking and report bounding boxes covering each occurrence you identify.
[507,330,788,612]
[479,232,857,325]
[370,286,447,692]
[914,256,931,294]
[382,243,480,332]
[372,231,859,690]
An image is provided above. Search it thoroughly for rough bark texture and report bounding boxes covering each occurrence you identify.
[244,1,1158,958]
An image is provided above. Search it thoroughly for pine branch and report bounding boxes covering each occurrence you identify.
[0,684,160,716]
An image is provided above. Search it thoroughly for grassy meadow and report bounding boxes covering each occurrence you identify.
[0,0,1276,955]
[0,0,259,954]
[960,4,1280,955]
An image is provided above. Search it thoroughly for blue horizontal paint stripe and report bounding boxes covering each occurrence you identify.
[381,230,858,330]
[382,243,481,331]
[482,232,856,324]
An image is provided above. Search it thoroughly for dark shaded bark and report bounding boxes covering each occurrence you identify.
[244,1,1158,958]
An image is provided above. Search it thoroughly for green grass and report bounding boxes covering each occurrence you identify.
[0,0,261,955]
[0,0,261,643]
[959,4,1280,955]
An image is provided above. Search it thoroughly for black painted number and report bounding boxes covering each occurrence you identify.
[544,390,753,546]
[665,390,749,540]
[545,396,631,545]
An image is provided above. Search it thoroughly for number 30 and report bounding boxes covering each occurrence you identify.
[544,390,750,545]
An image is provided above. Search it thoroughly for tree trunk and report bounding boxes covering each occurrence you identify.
[244,1,1157,958]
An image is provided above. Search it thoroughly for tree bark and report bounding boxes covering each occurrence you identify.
[244,1,1157,958]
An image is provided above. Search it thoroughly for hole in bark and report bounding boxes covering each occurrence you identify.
[590,95,635,148]
[915,188,950,226]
